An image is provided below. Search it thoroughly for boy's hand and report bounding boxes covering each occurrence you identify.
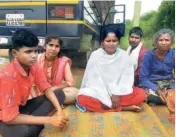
[55,110,66,117]
[111,95,120,109]
[49,115,69,128]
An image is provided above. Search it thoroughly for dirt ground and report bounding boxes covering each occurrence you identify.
[71,67,85,88]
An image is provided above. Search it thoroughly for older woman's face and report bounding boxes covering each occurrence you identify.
[45,39,60,58]
[156,34,172,51]
[102,32,119,55]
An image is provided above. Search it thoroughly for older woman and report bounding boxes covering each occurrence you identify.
[140,29,175,124]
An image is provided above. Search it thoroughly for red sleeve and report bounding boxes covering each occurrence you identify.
[135,48,147,77]
[0,73,19,122]
[33,63,51,92]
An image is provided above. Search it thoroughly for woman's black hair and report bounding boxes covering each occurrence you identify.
[45,35,63,57]
[100,24,123,42]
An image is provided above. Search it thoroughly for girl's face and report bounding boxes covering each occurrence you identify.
[156,34,172,51]
[102,32,119,55]
[45,39,60,58]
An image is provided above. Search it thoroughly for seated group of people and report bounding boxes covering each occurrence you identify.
[0,26,174,137]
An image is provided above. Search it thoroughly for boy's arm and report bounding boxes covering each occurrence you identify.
[6,114,50,125]
[34,64,64,114]
[6,114,68,128]
[0,75,67,127]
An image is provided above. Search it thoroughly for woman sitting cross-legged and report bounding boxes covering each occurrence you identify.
[76,26,146,113]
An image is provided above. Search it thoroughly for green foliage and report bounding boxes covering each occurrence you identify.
[140,11,157,38]
[155,1,175,31]
[119,1,175,50]
[138,11,158,49]
[119,20,133,50]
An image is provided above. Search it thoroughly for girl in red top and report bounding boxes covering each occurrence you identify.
[31,36,79,104]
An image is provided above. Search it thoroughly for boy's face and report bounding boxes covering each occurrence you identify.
[13,46,38,68]
[128,33,141,47]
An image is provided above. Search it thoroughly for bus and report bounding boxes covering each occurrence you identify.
[0,0,115,67]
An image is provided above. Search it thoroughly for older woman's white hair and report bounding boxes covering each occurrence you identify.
[153,29,175,46]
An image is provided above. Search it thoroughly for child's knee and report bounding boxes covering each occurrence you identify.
[54,89,65,104]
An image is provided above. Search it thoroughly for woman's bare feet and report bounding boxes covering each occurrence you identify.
[122,105,142,112]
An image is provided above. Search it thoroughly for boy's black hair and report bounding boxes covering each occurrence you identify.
[11,29,39,50]
[129,27,143,38]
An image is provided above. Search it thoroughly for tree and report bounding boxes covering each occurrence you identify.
[155,1,175,31]
[120,1,175,50]
[140,11,157,38]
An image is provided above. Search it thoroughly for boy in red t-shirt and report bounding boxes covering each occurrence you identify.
[0,29,69,137]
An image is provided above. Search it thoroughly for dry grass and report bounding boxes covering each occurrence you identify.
[0,58,9,68]
[0,49,9,68]
[72,67,84,88]
[0,49,8,57]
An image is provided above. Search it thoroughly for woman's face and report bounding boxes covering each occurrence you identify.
[45,39,60,58]
[156,34,172,51]
[102,32,119,55]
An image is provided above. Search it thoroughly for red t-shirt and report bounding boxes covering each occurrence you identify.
[0,59,51,122]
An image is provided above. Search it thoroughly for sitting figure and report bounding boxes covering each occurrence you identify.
[0,29,69,137]
[139,29,175,124]
[76,26,146,113]
[127,27,147,86]
[31,35,79,105]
